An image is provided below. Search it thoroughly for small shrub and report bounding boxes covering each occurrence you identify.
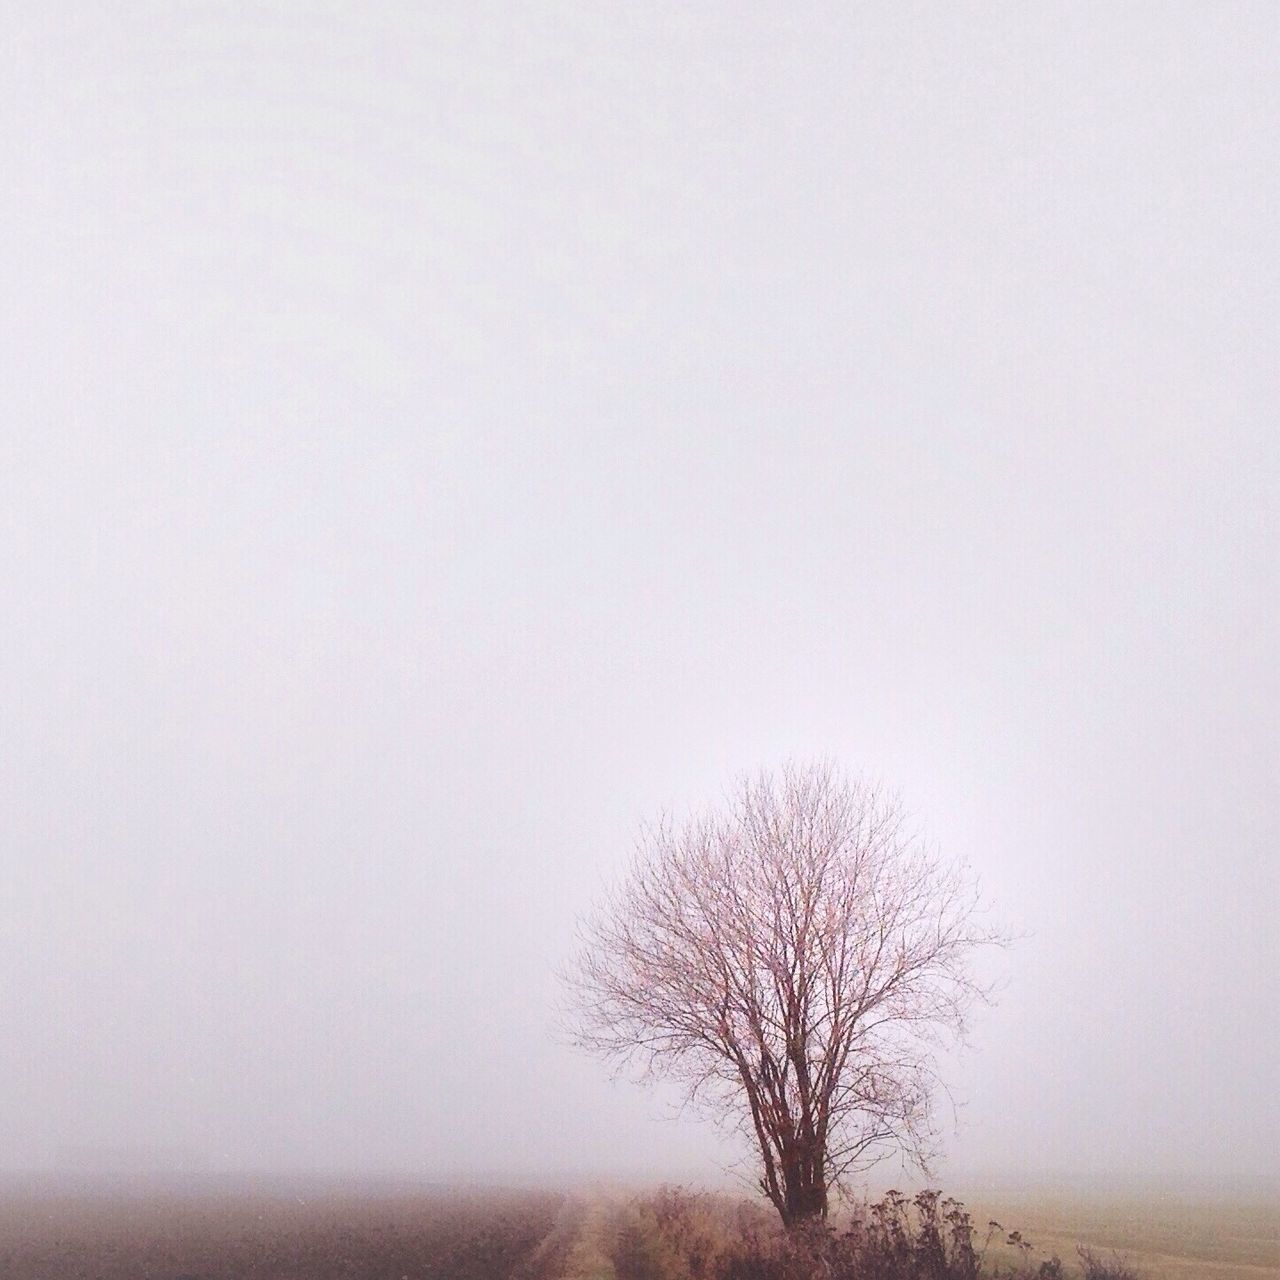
[1078,1247,1140,1280]
[614,1188,1071,1280]
[607,1187,748,1280]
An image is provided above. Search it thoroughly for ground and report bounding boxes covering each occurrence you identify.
[965,1190,1280,1280]
[0,1183,1272,1280]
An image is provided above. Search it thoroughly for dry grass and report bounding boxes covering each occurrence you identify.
[965,1192,1280,1280]
[599,1187,1280,1280]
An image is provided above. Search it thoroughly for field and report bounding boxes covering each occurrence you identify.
[593,1184,1280,1280]
[0,1182,1274,1280]
[0,1183,564,1280]
[965,1190,1280,1280]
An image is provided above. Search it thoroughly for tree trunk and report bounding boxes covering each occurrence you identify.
[782,1173,827,1227]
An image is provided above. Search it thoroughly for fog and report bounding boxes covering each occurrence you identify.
[2,4,1275,1194]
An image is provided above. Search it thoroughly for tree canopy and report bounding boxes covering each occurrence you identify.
[565,762,1004,1226]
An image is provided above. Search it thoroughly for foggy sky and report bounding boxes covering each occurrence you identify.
[2,3,1276,1191]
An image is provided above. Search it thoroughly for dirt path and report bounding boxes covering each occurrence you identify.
[522,1194,615,1280]
[557,1196,615,1280]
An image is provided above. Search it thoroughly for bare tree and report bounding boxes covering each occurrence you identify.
[564,762,1005,1228]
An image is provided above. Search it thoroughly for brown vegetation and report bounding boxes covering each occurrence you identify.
[603,1187,1143,1280]
[0,1187,561,1280]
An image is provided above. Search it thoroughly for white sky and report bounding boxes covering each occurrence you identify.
[1,3,1276,1190]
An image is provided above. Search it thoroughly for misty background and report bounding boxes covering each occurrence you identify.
[1,4,1275,1192]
